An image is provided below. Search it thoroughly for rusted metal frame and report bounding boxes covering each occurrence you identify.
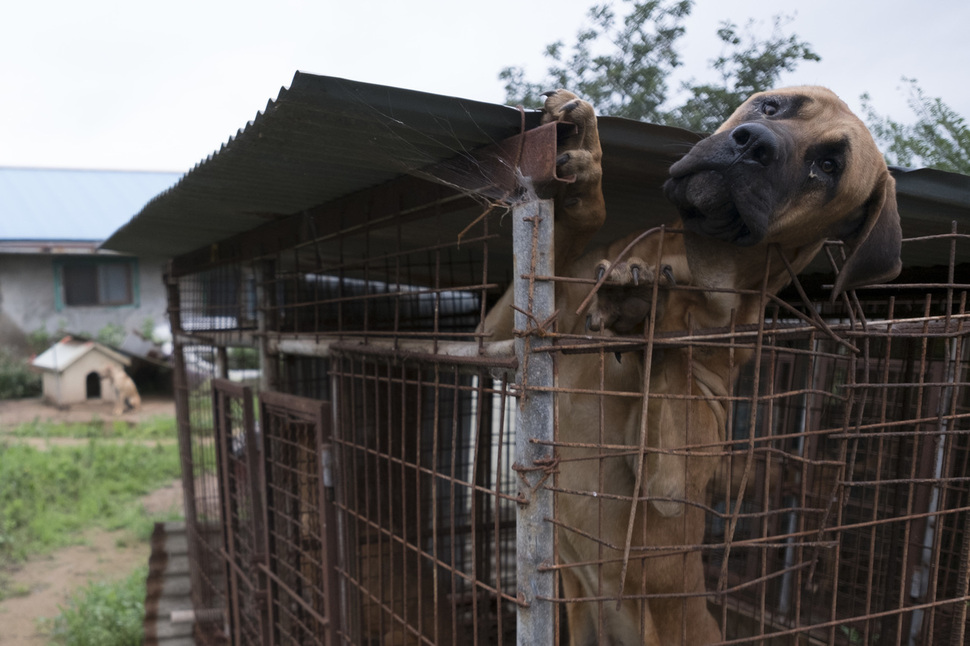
[269,329,503,346]
[757,340,784,626]
[951,473,970,646]
[331,505,519,597]
[613,231,667,618]
[944,297,970,646]
[447,365,463,643]
[314,406,342,646]
[211,385,243,643]
[328,355,358,643]
[171,328,258,346]
[713,594,970,646]
[470,368,493,639]
[256,259,280,394]
[492,375,514,638]
[238,383,272,646]
[325,341,515,371]
[857,301,896,644]
[512,197,557,645]
[883,296,936,641]
[478,201,493,356]
[166,270,209,616]
[413,362,431,644]
[169,177,473,279]
[827,328,868,643]
[266,275,496,313]
[257,393,332,644]
[546,498,841,547]
[915,295,967,645]
[425,361,444,643]
[925,224,962,646]
[713,247,772,612]
[593,347,607,640]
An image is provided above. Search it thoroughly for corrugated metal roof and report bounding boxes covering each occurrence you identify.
[103,72,970,271]
[104,72,557,256]
[0,168,182,241]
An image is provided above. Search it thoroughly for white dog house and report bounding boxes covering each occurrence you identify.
[31,336,130,407]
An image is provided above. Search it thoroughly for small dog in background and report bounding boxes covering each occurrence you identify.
[101,364,141,415]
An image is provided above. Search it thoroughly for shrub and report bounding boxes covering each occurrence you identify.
[0,349,41,399]
[46,566,147,646]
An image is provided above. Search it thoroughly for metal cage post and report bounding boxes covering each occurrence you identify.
[513,197,557,645]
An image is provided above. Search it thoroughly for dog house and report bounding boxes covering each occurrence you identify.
[106,73,970,645]
[31,335,130,407]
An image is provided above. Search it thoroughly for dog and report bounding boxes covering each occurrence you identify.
[101,363,142,415]
[482,87,901,644]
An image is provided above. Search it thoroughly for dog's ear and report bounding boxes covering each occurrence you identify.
[831,171,902,299]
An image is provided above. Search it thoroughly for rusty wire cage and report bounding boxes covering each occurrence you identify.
[161,120,970,645]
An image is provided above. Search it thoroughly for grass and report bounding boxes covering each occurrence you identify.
[8,415,178,440]
[0,414,184,644]
[43,566,148,646]
[0,440,181,566]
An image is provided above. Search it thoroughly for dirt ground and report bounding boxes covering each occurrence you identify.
[0,395,175,428]
[0,396,182,646]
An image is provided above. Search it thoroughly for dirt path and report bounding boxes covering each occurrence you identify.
[0,397,182,646]
[0,396,175,428]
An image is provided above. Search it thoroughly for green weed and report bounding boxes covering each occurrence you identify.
[43,566,147,646]
[10,416,177,440]
[0,440,181,565]
[0,349,41,399]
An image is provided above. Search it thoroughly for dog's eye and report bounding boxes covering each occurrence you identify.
[820,159,838,174]
[761,100,779,116]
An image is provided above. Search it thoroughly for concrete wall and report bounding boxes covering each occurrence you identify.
[0,253,169,357]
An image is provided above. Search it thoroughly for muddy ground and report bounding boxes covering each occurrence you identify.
[0,396,181,646]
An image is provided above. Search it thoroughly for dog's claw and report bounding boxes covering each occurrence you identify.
[662,265,675,286]
[614,352,622,363]
[586,314,592,332]
[541,89,559,98]
[596,266,606,281]
[562,99,580,113]
[632,267,640,286]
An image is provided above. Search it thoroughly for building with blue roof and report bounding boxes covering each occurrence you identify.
[0,167,181,356]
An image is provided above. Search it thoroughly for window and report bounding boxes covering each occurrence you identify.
[57,258,137,307]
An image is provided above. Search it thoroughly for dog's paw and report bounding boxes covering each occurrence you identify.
[540,89,601,185]
[586,258,674,334]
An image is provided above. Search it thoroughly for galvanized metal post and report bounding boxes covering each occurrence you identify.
[513,197,556,645]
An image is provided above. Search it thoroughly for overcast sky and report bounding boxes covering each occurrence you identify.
[2,0,968,172]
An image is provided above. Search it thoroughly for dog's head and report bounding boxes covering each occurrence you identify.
[663,86,901,295]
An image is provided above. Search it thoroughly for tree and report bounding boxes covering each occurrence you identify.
[861,78,970,174]
[669,16,819,133]
[499,0,820,131]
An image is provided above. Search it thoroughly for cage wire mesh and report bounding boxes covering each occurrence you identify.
[166,182,970,645]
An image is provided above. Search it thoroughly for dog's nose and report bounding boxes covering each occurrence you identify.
[730,123,778,167]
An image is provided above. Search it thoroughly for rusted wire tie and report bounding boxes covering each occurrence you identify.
[511,456,560,504]
[509,303,560,338]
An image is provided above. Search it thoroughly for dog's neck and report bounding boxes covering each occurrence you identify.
[683,232,827,328]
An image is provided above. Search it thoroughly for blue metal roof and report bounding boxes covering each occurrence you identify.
[0,168,182,241]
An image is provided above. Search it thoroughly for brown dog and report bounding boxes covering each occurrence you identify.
[101,363,142,415]
[483,87,901,644]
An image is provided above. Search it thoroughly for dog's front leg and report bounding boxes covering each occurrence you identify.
[539,90,606,273]
[481,90,605,341]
